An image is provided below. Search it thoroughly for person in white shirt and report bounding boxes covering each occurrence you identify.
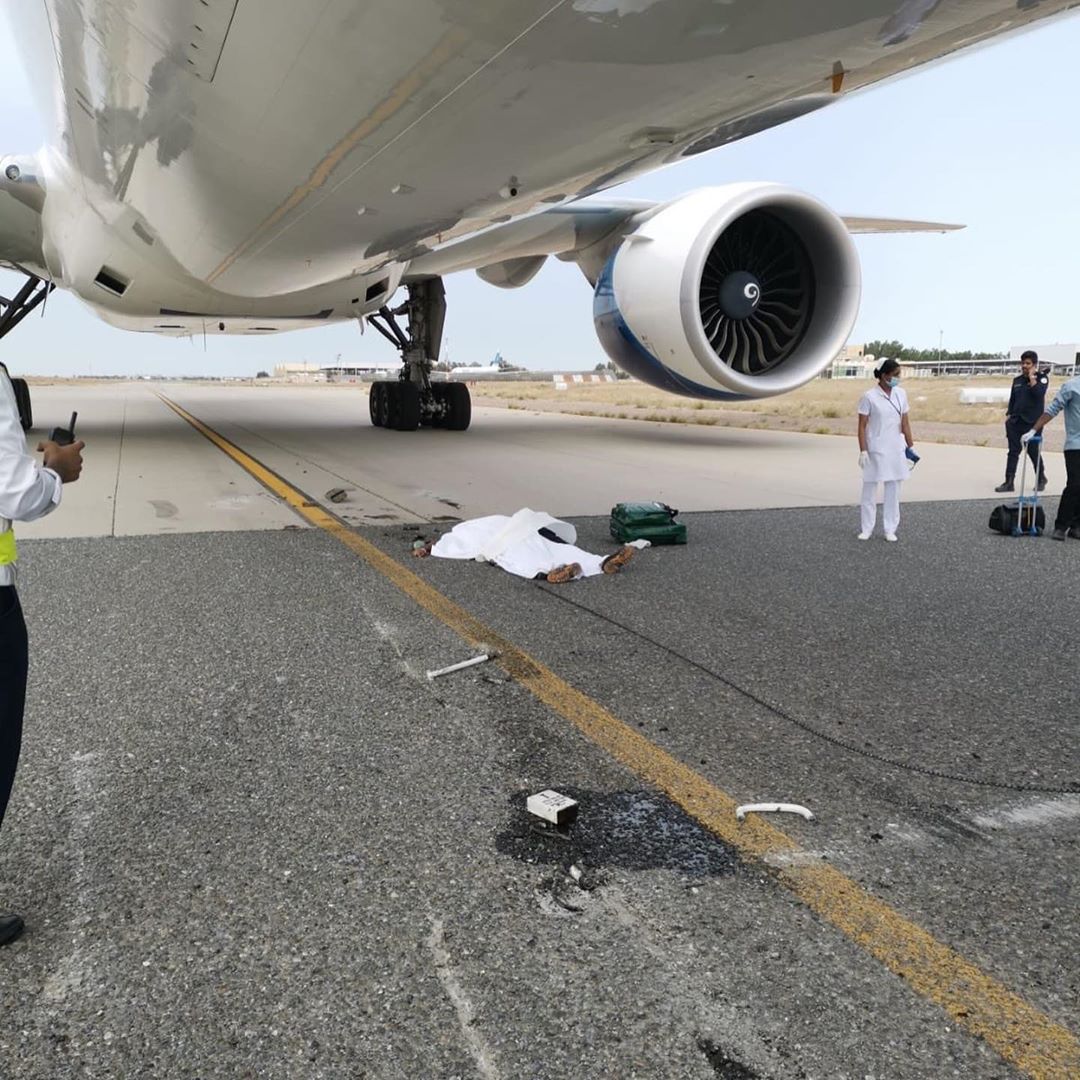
[856,359,916,542]
[0,363,84,947]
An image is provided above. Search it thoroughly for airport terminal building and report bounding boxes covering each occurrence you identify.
[827,343,1079,379]
[1008,343,1080,372]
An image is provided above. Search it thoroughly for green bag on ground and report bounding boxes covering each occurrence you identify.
[609,501,687,545]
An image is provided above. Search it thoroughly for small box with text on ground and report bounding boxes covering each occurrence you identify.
[526,790,579,828]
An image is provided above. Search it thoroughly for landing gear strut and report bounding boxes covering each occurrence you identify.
[0,272,54,431]
[365,278,471,431]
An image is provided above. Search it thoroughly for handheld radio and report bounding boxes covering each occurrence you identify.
[49,411,78,446]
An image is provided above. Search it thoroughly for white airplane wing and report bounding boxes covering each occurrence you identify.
[840,216,964,235]
[406,202,965,284]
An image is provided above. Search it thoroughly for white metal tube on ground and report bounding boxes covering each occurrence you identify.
[426,654,490,680]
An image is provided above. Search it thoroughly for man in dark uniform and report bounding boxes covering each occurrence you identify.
[0,363,84,946]
[996,350,1049,493]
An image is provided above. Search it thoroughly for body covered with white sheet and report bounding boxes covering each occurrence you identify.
[431,509,609,579]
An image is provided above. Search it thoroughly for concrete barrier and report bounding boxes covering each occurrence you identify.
[959,387,1010,404]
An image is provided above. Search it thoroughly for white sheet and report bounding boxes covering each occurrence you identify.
[431,509,608,579]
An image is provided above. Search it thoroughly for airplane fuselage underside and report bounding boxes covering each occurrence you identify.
[0,0,1076,336]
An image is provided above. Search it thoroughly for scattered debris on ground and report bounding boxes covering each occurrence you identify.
[735,802,815,822]
[527,789,579,828]
[426,653,492,680]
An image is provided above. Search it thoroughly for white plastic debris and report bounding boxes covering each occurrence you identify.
[569,864,583,882]
[735,802,814,822]
[527,789,579,827]
[628,538,651,549]
[426,654,490,680]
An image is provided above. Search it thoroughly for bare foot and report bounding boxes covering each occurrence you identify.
[546,562,583,584]
[601,546,635,574]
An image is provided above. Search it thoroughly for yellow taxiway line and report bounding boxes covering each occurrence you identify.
[158,393,1080,1080]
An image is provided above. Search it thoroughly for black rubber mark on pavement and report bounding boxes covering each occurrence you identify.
[697,1038,764,1079]
[496,788,739,878]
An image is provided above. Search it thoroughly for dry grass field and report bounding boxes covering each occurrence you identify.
[467,376,1063,451]
[472,377,1003,424]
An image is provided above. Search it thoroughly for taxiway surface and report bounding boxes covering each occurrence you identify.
[16,382,1042,540]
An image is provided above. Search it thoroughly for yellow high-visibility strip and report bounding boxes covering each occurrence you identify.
[0,528,15,566]
[159,392,1080,1080]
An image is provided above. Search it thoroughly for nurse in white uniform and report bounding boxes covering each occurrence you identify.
[856,359,915,541]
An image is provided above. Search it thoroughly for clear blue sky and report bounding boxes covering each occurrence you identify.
[3,15,1080,377]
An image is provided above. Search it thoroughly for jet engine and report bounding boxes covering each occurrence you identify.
[592,184,860,399]
[0,154,47,273]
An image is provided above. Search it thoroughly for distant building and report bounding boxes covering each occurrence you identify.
[322,363,393,381]
[824,344,874,379]
[902,346,1077,379]
[1009,344,1080,374]
[890,359,1004,378]
[272,362,324,382]
[819,342,1069,380]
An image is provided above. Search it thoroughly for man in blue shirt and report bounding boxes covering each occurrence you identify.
[997,351,1049,493]
[1022,372,1080,540]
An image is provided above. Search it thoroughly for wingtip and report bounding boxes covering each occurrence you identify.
[841,216,966,235]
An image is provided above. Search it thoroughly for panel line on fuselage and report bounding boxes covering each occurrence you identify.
[204,26,470,286]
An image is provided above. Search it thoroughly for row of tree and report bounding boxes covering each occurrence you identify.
[863,341,1007,365]
[593,361,630,378]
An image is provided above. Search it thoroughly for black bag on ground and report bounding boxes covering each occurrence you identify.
[609,501,687,545]
[988,502,1045,535]
[991,436,1046,535]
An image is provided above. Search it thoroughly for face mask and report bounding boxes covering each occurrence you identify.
[888,377,900,388]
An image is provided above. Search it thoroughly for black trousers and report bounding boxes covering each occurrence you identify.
[0,587,28,834]
[1005,419,1046,484]
[1055,449,1080,531]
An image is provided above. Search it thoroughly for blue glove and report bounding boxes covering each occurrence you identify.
[905,447,920,465]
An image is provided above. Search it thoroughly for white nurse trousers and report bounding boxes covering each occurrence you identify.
[860,480,900,536]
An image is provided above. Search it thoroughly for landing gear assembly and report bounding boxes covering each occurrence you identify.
[367,378,471,431]
[0,271,54,431]
[365,277,471,431]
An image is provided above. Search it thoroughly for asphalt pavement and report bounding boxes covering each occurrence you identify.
[2,382,1076,1079]
[2,495,1076,1079]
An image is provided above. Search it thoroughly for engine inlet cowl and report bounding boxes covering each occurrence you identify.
[591,183,860,400]
[699,210,813,375]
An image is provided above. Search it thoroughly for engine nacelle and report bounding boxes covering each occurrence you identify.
[0,153,47,274]
[593,184,860,399]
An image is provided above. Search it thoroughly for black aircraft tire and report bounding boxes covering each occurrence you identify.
[445,382,471,431]
[11,378,32,431]
[384,382,401,430]
[395,383,421,431]
[376,382,392,428]
[369,382,382,426]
